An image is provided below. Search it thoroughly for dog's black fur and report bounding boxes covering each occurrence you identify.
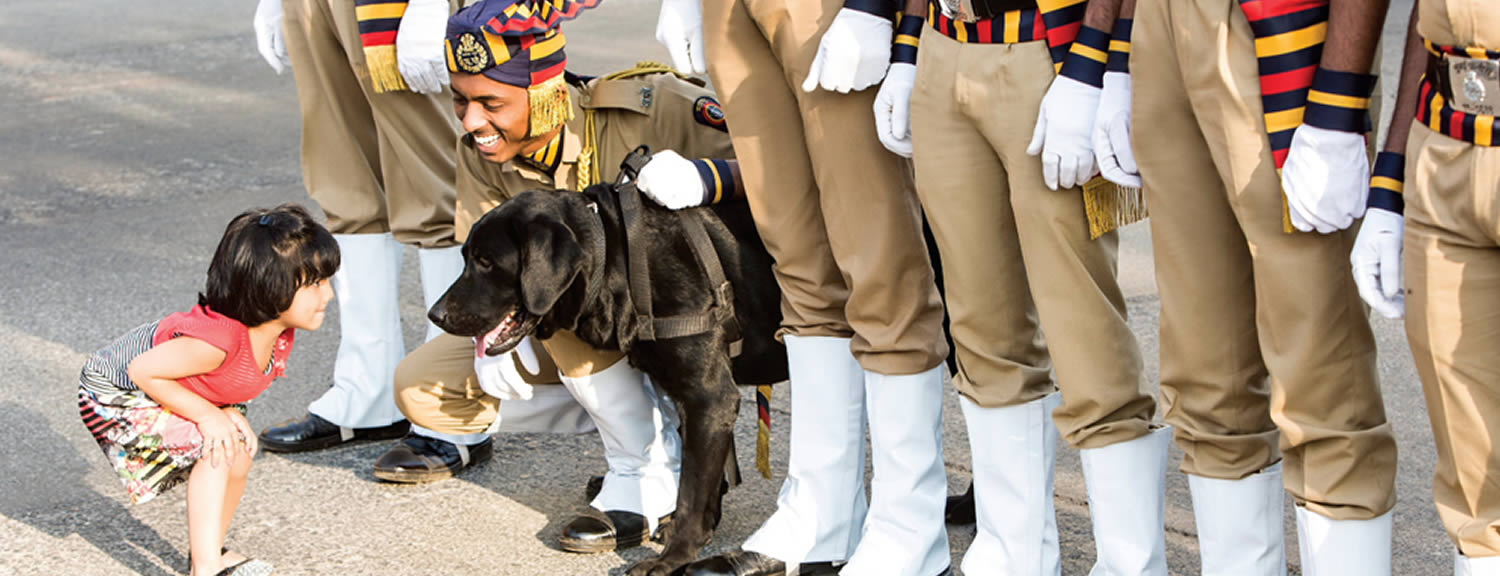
[429,187,787,576]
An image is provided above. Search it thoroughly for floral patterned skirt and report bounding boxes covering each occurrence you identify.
[78,386,245,504]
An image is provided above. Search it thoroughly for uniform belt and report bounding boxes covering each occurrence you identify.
[1421,47,1500,146]
[928,2,1045,45]
[937,0,1036,21]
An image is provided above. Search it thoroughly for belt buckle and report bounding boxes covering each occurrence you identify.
[939,0,979,23]
[1448,55,1500,116]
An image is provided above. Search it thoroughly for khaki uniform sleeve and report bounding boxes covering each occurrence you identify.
[581,71,736,185]
[646,74,736,161]
[454,137,515,243]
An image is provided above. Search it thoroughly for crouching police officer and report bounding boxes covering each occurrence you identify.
[383,0,743,554]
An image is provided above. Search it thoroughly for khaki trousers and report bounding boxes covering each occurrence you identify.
[1132,0,1396,520]
[702,0,948,375]
[910,31,1153,450]
[393,332,624,435]
[1405,122,1500,556]
[282,0,461,248]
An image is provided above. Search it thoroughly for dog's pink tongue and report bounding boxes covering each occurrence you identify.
[476,320,507,358]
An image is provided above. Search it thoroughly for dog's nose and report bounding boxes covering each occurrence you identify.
[427,299,448,327]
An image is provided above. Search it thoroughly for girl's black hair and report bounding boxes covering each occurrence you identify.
[199,204,340,327]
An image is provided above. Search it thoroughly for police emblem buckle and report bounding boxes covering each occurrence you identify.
[939,0,976,22]
[454,33,490,74]
[1449,56,1500,116]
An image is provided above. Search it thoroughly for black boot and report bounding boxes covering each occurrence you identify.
[372,434,493,483]
[558,509,671,553]
[945,482,976,525]
[257,413,409,453]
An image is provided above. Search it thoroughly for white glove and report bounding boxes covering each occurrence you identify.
[656,0,707,75]
[873,63,917,158]
[474,336,542,401]
[1281,124,1369,233]
[1350,208,1405,318]
[637,150,707,210]
[396,0,451,94]
[802,8,893,94]
[1093,71,1140,188]
[254,0,291,74]
[1028,76,1101,190]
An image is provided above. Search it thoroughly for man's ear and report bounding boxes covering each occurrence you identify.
[518,219,584,316]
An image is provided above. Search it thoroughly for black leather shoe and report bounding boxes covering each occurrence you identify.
[584,475,604,501]
[559,509,670,553]
[372,434,493,483]
[945,482,976,525]
[258,413,409,453]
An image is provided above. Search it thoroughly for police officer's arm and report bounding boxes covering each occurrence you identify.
[637,76,744,209]
[1278,0,1389,233]
[1293,0,1388,136]
[1324,0,1389,77]
[636,152,744,209]
[712,160,746,203]
[1348,0,1417,319]
[1381,2,1424,158]
[1081,0,1124,31]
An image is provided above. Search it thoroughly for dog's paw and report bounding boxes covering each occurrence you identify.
[625,556,688,576]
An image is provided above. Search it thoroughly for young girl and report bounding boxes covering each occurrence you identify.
[78,204,339,576]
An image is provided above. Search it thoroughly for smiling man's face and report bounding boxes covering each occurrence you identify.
[451,72,541,164]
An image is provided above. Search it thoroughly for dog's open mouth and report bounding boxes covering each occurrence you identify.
[476,308,537,358]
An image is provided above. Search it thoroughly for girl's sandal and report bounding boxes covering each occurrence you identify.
[214,558,274,576]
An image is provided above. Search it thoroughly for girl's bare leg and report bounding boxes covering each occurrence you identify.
[187,455,231,576]
[219,441,254,565]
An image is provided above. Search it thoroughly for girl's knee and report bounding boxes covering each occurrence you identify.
[229,452,254,478]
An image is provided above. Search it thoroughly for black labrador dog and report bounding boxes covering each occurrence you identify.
[428,187,787,576]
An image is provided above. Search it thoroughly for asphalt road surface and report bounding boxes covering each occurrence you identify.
[0,0,1445,574]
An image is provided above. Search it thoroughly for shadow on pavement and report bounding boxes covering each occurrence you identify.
[0,402,187,576]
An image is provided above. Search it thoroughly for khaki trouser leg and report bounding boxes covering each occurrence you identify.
[1134,0,1395,519]
[966,36,1151,450]
[911,32,1051,409]
[913,31,1152,449]
[394,333,563,435]
[283,0,460,248]
[703,0,947,375]
[543,330,627,379]
[1405,123,1500,556]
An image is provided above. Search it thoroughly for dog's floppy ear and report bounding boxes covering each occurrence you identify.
[517,218,584,317]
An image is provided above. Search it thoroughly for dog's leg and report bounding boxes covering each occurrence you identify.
[628,352,738,576]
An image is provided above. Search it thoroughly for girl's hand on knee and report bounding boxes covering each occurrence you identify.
[197,411,238,468]
[223,408,259,457]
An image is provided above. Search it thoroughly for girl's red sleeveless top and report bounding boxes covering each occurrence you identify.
[153,305,295,406]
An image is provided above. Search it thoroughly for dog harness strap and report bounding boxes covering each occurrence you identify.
[581,206,608,306]
[612,146,744,353]
[620,189,657,340]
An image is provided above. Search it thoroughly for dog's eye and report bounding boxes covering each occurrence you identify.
[474,256,494,271]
